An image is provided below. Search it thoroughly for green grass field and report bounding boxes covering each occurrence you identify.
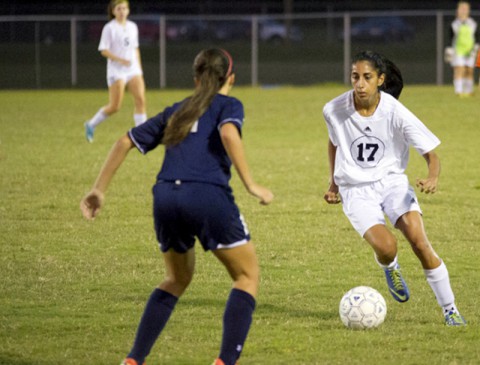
[1,85,479,365]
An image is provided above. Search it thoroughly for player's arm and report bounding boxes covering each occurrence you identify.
[324,139,341,204]
[416,150,440,194]
[220,123,273,205]
[135,48,143,71]
[80,135,135,219]
[100,49,131,66]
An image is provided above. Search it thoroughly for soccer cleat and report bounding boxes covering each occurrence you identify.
[383,264,410,303]
[212,359,239,365]
[444,311,467,326]
[84,122,94,143]
[120,358,145,365]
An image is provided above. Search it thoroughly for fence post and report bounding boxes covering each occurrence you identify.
[343,13,351,85]
[35,21,41,89]
[159,15,166,89]
[251,15,259,87]
[436,11,444,86]
[71,17,77,87]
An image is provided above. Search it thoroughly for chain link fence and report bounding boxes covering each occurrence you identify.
[1,10,478,89]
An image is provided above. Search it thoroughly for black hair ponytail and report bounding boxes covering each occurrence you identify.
[162,48,234,147]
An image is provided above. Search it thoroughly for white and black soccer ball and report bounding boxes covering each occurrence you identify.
[339,286,387,329]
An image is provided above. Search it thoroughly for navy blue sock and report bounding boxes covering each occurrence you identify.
[127,288,178,363]
[218,289,256,365]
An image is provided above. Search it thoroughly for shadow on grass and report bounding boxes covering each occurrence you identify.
[258,302,337,321]
[0,355,42,365]
[179,297,337,320]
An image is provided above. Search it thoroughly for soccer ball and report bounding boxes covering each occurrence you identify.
[339,286,387,329]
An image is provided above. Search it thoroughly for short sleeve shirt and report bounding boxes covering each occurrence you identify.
[323,90,440,186]
[128,94,245,187]
[98,19,140,73]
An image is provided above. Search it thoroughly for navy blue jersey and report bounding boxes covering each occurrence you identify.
[128,94,244,187]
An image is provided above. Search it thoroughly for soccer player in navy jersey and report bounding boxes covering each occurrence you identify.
[81,48,273,365]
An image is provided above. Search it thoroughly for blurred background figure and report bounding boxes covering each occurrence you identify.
[449,1,477,97]
[84,0,147,143]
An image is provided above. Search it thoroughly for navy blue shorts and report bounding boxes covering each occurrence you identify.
[152,181,251,253]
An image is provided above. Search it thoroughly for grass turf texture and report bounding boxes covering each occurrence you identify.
[0,85,479,365]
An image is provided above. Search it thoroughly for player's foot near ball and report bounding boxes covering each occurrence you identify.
[383,264,410,303]
[84,122,94,143]
[444,311,467,326]
[120,358,145,365]
[212,358,239,365]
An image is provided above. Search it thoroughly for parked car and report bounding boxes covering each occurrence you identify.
[87,19,207,44]
[210,18,303,43]
[259,19,303,43]
[165,20,208,41]
[346,16,414,42]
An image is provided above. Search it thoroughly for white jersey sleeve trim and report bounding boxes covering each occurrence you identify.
[128,129,146,154]
[217,118,243,131]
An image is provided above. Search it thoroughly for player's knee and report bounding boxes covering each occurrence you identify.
[110,104,122,114]
[234,266,260,289]
[374,237,398,263]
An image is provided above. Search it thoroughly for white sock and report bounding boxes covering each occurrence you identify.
[424,260,456,313]
[454,79,463,94]
[134,113,147,126]
[464,79,474,94]
[87,108,108,128]
[374,254,398,270]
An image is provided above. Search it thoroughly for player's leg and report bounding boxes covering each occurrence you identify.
[464,66,474,95]
[124,248,195,364]
[212,242,259,365]
[85,79,126,142]
[453,66,464,95]
[396,212,466,325]
[395,211,440,269]
[127,75,147,126]
[339,181,409,303]
[363,225,409,302]
[104,79,126,115]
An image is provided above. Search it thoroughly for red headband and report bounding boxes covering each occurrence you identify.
[221,49,233,78]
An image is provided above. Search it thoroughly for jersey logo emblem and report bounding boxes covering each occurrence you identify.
[190,120,199,133]
[364,126,372,133]
[350,135,385,168]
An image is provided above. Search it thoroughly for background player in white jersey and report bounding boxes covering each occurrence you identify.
[448,1,478,96]
[84,0,147,142]
[323,50,466,326]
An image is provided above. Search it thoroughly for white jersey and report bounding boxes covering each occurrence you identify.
[323,90,440,186]
[98,19,140,77]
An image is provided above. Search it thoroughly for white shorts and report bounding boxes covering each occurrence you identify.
[107,65,143,87]
[451,53,476,68]
[339,173,422,237]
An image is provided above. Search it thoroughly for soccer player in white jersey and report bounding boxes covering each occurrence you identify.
[84,0,147,142]
[449,1,477,96]
[323,51,466,326]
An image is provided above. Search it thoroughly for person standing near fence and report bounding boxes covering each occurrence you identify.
[84,0,147,143]
[80,48,273,365]
[449,1,477,97]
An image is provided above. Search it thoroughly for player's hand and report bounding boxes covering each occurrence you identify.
[324,191,341,204]
[324,183,341,204]
[118,58,131,67]
[416,177,438,194]
[248,183,274,205]
[80,189,105,220]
